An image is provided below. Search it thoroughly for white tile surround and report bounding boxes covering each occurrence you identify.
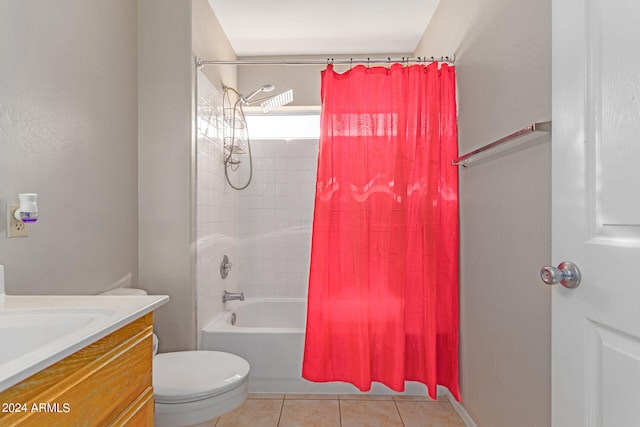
[236,138,317,299]
[195,71,318,336]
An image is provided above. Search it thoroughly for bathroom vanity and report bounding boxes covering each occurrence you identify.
[0,266,169,426]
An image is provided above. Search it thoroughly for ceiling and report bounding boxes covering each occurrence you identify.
[207,0,441,57]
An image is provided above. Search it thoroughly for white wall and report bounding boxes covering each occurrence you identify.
[195,70,240,337]
[1,0,236,350]
[415,1,552,426]
[192,0,239,339]
[238,61,322,107]
[237,53,407,107]
[138,0,237,351]
[138,0,194,352]
[194,106,318,335]
[0,1,138,294]
[236,138,318,298]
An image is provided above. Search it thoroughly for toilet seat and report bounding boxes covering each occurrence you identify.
[153,351,250,404]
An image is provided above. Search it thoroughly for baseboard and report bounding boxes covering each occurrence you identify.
[445,390,478,427]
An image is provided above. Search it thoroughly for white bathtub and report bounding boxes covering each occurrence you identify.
[200,298,430,395]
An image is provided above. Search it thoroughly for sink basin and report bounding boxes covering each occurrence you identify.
[0,308,114,366]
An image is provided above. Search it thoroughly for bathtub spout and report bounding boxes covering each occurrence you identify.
[222,290,245,303]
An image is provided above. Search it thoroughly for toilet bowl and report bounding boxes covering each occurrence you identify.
[100,288,250,427]
[154,351,249,427]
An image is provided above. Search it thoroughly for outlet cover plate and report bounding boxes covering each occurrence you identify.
[7,204,29,238]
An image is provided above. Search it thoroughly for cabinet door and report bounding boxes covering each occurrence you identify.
[108,387,154,427]
[0,314,154,426]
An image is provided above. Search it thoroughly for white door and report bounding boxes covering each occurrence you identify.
[552,0,640,425]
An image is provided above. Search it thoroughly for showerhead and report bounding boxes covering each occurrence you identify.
[243,84,275,103]
[260,89,294,113]
[226,83,293,113]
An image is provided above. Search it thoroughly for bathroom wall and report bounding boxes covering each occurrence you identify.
[0,1,138,294]
[195,59,321,335]
[139,0,237,351]
[192,0,239,339]
[195,111,319,337]
[237,53,408,107]
[236,138,318,298]
[138,0,194,352]
[238,62,323,107]
[1,0,232,351]
[415,1,552,426]
[194,70,240,337]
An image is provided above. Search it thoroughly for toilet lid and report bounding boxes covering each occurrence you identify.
[153,351,250,404]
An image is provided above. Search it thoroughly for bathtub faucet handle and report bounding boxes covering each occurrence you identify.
[220,255,233,279]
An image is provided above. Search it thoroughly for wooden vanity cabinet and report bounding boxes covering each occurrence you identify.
[0,313,155,426]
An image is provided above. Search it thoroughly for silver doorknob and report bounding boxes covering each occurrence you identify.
[540,261,581,288]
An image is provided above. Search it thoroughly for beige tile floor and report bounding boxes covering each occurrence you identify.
[212,393,466,427]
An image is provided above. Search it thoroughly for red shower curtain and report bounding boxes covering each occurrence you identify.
[302,62,460,400]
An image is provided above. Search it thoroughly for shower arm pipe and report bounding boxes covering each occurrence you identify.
[222,84,242,98]
[196,55,455,68]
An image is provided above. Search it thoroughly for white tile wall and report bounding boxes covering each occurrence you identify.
[195,71,240,338]
[196,71,319,335]
[237,139,318,298]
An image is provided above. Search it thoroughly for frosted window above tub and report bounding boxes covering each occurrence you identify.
[244,110,320,139]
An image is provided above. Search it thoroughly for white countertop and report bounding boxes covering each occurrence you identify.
[0,293,169,392]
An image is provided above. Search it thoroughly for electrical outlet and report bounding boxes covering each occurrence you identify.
[7,204,29,238]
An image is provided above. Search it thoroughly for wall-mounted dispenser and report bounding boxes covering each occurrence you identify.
[14,193,39,223]
[6,193,39,238]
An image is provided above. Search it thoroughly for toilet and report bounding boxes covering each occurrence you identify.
[100,288,250,427]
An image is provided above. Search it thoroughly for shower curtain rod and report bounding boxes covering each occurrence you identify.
[195,55,455,68]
